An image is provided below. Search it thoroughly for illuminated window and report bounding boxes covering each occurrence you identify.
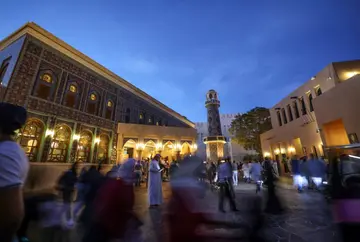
[41,73,53,83]
[107,100,113,108]
[33,70,56,100]
[90,93,97,101]
[316,87,322,96]
[105,100,114,120]
[139,112,145,124]
[69,84,77,93]
[87,91,99,115]
[63,82,79,109]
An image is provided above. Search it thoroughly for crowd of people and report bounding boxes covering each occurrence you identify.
[0,102,357,242]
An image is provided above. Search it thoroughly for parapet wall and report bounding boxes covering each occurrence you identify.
[24,163,113,194]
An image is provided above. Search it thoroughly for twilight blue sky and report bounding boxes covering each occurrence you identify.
[2,0,360,122]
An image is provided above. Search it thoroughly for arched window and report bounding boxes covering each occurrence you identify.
[33,70,57,100]
[281,108,287,124]
[139,112,145,124]
[287,104,293,121]
[105,99,114,120]
[0,57,11,85]
[277,111,282,127]
[87,91,99,115]
[125,108,131,123]
[156,119,162,126]
[316,87,322,96]
[292,100,300,119]
[148,115,154,125]
[17,119,45,162]
[63,82,80,109]
[76,130,92,163]
[48,125,72,163]
[308,94,314,112]
[98,134,110,162]
[300,97,307,115]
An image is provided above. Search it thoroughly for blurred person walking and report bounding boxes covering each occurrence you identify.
[218,159,238,213]
[243,161,251,183]
[56,162,78,227]
[73,166,88,219]
[232,161,239,186]
[291,156,306,192]
[134,160,142,187]
[250,160,263,193]
[0,103,28,242]
[83,158,142,242]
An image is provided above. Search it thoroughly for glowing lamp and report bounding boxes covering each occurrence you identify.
[45,129,55,137]
[73,134,80,141]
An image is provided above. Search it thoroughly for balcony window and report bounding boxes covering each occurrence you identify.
[277,111,282,127]
[287,104,293,121]
[281,108,288,124]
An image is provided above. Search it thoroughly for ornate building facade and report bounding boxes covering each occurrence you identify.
[0,22,197,165]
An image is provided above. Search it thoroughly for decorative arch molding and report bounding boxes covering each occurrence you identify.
[181,140,193,145]
[123,137,138,145]
[163,140,175,145]
[144,138,158,144]
[55,120,75,130]
[80,125,95,134]
[144,139,157,147]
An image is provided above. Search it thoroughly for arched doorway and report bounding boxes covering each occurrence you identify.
[49,124,72,162]
[76,130,92,163]
[123,139,136,159]
[162,141,174,162]
[17,118,45,162]
[98,134,110,162]
[181,142,191,158]
[143,140,156,159]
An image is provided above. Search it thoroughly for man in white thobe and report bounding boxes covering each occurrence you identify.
[148,154,163,207]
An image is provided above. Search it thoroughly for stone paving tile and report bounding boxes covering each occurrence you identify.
[27,182,340,242]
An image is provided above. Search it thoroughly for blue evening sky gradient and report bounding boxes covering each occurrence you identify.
[2,0,360,122]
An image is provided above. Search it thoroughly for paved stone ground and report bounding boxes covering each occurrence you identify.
[26,181,340,242]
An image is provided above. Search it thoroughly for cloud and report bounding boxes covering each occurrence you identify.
[120,58,159,74]
[198,57,259,95]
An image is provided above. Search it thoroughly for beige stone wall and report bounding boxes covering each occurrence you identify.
[313,75,360,146]
[24,163,112,193]
[261,61,360,160]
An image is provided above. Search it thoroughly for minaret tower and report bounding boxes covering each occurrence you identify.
[203,90,226,161]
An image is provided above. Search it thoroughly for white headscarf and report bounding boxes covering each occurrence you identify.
[118,158,136,183]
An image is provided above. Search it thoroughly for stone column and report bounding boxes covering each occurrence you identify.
[92,128,100,164]
[70,123,81,162]
[136,149,143,160]
[41,117,56,162]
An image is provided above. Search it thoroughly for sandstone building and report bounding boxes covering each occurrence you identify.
[0,22,197,168]
[260,60,360,170]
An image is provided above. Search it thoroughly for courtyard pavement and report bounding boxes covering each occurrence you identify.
[27,181,340,242]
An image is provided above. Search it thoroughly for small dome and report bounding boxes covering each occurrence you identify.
[206,89,218,101]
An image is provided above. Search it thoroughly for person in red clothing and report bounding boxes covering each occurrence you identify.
[82,158,142,242]
[167,156,241,242]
